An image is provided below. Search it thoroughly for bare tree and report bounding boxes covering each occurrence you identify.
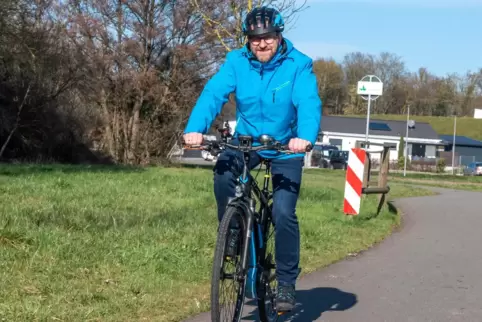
[0,0,85,161]
[2,0,482,164]
[191,0,307,52]
[60,0,213,164]
[313,58,346,114]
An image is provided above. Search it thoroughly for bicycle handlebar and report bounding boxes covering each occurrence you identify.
[184,139,312,156]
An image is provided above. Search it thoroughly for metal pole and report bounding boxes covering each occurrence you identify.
[451,115,457,175]
[403,105,410,177]
[365,94,372,147]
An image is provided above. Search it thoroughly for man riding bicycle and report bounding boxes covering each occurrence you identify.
[183,6,322,312]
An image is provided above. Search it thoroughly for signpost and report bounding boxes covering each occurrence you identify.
[346,75,388,218]
[357,75,384,146]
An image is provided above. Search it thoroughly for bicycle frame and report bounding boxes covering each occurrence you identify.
[226,138,274,300]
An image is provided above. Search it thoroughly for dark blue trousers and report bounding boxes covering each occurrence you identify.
[213,148,303,286]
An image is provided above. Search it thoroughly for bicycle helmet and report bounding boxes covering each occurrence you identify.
[242,6,285,37]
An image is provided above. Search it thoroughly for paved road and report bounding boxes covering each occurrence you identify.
[184,187,482,322]
[175,157,215,167]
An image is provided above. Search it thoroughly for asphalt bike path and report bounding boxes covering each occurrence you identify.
[185,187,482,322]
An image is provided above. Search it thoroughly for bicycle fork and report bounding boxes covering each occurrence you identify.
[238,198,264,300]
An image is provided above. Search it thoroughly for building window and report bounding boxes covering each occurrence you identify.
[354,140,397,150]
[329,139,342,149]
[411,144,426,157]
[355,140,367,148]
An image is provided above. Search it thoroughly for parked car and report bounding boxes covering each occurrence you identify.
[328,150,349,170]
[463,162,482,176]
[311,144,338,168]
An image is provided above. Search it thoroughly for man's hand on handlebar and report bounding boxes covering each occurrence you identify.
[288,138,312,153]
[183,132,203,146]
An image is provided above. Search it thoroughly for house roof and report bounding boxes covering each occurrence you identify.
[439,135,482,148]
[321,116,441,140]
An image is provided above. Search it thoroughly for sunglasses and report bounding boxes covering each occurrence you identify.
[248,34,278,46]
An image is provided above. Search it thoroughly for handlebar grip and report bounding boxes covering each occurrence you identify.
[279,143,313,153]
[183,144,208,150]
[182,145,200,149]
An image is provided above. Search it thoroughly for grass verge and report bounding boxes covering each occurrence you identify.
[0,164,432,321]
[378,170,482,192]
[390,178,482,192]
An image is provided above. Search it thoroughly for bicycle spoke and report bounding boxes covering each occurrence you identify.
[211,206,246,322]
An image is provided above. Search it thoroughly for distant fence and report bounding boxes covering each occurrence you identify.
[371,154,480,174]
[170,143,480,175]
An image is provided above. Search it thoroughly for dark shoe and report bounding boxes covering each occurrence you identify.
[225,228,240,258]
[276,284,296,312]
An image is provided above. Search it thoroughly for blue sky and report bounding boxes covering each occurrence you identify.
[284,0,481,76]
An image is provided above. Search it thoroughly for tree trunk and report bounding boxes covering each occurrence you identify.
[100,88,116,160]
[122,110,129,162]
[0,85,30,159]
[127,93,144,164]
[112,105,120,161]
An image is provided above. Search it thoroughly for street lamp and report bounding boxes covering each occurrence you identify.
[452,115,457,175]
[403,105,410,177]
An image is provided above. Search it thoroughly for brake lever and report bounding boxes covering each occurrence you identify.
[182,143,209,150]
[183,144,200,150]
[276,142,312,154]
[209,142,224,156]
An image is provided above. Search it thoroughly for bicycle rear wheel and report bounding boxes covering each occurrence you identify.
[211,205,247,322]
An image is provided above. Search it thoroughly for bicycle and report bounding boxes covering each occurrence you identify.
[185,132,311,322]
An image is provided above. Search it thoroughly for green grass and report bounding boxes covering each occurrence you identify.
[358,167,482,191]
[397,181,482,191]
[388,174,482,191]
[388,171,482,182]
[344,114,482,141]
[0,164,432,322]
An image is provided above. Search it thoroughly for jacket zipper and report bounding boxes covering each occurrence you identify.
[271,81,290,103]
[260,66,264,135]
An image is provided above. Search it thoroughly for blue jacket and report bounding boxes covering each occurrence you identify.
[184,38,322,159]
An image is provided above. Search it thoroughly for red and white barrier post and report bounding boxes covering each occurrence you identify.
[343,148,367,215]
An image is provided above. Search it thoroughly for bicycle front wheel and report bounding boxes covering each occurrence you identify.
[210,205,247,322]
[257,211,279,322]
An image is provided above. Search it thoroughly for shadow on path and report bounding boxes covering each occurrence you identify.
[242,287,358,321]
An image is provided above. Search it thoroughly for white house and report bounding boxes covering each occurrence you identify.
[316,116,445,162]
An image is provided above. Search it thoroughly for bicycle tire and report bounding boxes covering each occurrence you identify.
[257,206,279,322]
[210,204,247,322]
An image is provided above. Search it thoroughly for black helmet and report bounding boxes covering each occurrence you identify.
[242,6,285,37]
